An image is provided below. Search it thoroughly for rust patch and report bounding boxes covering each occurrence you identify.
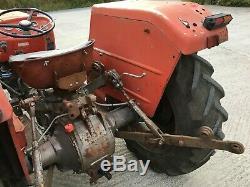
[57,71,87,91]
[85,141,109,158]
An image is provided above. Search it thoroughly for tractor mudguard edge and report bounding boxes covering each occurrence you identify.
[88,1,229,117]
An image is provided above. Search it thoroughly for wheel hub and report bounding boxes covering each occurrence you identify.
[19,20,32,29]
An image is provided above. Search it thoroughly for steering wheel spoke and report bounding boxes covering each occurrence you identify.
[0,24,21,29]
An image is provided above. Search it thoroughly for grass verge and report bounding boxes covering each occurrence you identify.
[1,0,114,11]
[192,0,250,7]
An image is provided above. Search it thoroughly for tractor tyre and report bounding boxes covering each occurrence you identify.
[0,125,28,187]
[125,54,228,176]
[0,179,27,187]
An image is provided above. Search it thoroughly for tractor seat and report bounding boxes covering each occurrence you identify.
[9,40,95,62]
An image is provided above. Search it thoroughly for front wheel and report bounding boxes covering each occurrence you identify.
[125,54,228,175]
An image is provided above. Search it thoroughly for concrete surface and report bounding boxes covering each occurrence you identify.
[47,4,250,187]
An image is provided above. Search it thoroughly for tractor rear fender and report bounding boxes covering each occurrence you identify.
[88,1,229,117]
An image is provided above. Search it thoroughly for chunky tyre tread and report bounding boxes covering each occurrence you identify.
[203,87,215,117]
[125,54,228,176]
[202,74,225,97]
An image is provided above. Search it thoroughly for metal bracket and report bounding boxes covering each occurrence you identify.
[116,130,245,154]
[106,69,165,143]
[77,74,107,95]
[29,102,44,187]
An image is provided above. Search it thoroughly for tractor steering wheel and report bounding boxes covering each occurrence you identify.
[0,8,55,38]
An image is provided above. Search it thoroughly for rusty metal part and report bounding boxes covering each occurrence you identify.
[106,69,165,143]
[10,40,94,89]
[63,100,80,119]
[75,94,97,107]
[20,96,40,108]
[37,97,118,183]
[116,131,245,154]
[29,102,44,187]
[107,69,124,90]
[126,97,165,144]
[78,74,107,95]
[198,126,214,138]
[72,115,115,172]
[57,71,87,91]
[63,95,98,120]
[37,98,140,183]
[38,115,115,182]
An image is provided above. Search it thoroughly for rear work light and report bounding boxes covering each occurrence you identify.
[203,13,233,30]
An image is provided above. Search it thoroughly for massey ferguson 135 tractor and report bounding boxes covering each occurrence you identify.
[0,1,245,187]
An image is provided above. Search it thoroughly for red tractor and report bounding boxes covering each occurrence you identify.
[0,1,245,187]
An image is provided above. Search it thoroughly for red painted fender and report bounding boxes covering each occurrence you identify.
[88,1,229,117]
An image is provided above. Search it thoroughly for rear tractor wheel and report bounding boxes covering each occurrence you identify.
[125,54,228,175]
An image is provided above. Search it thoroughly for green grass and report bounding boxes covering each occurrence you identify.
[1,0,114,11]
[192,0,250,6]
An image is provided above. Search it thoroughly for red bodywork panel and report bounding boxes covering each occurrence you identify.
[0,88,12,123]
[88,1,229,117]
[0,13,55,62]
[0,87,30,183]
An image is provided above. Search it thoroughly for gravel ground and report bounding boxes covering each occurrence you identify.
[7,3,247,187]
